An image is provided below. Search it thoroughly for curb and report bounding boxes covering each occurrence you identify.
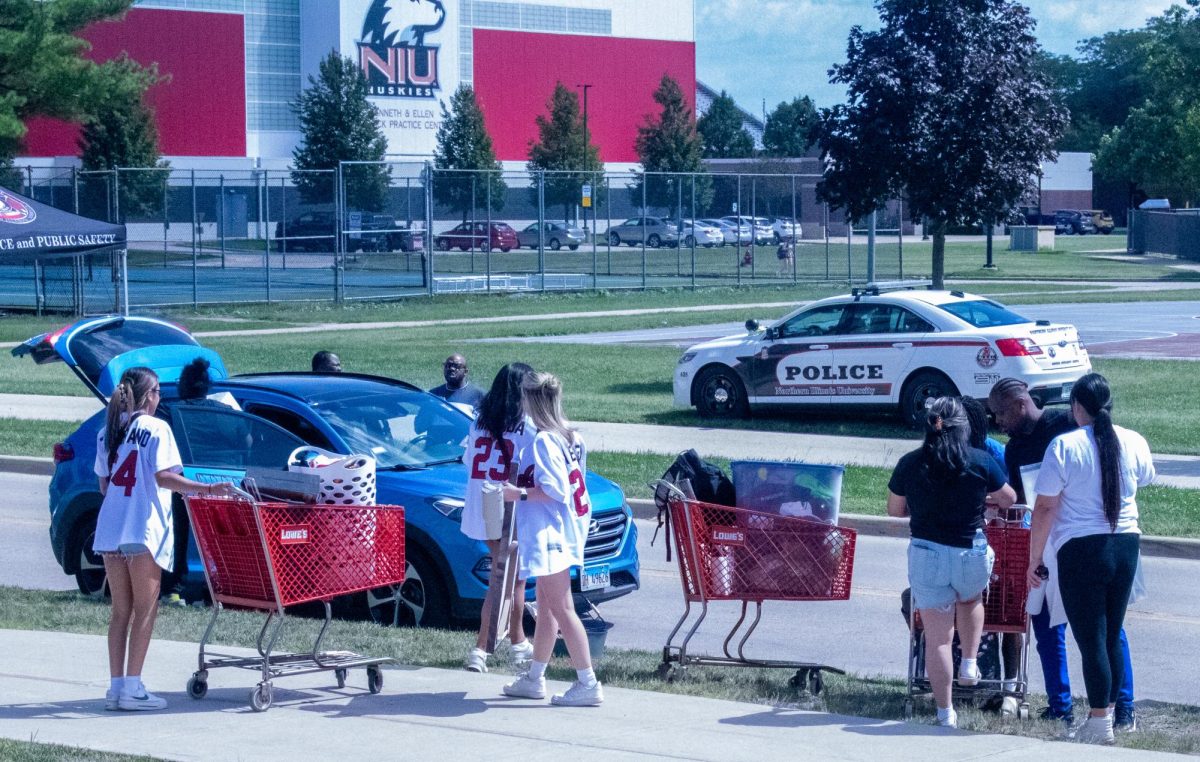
[627,498,1200,561]
[0,455,54,476]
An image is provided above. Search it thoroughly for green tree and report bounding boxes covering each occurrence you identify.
[432,85,506,221]
[697,90,754,158]
[817,0,1066,288]
[291,52,390,212]
[634,74,712,218]
[78,56,169,220]
[0,0,140,184]
[763,96,819,157]
[527,82,603,222]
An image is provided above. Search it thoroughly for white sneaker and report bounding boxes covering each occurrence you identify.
[509,640,534,668]
[957,662,981,687]
[117,688,167,711]
[464,648,489,673]
[1074,715,1115,745]
[105,689,119,711]
[936,708,958,728]
[502,671,546,700]
[551,680,604,707]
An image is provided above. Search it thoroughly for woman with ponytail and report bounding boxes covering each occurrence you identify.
[1028,373,1154,744]
[94,367,236,712]
[887,396,1015,727]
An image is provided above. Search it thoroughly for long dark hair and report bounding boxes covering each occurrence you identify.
[104,367,158,464]
[922,396,970,481]
[961,396,990,450]
[1071,373,1122,530]
[477,362,534,441]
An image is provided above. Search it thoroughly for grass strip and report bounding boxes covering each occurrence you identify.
[0,739,164,762]
[0,418,77,458]
[0,587,1194,754]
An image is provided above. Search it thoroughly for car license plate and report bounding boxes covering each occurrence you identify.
[580,564,610,592]
[1061,382,1073,400]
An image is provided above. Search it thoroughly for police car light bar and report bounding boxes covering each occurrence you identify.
[852,280,933,298]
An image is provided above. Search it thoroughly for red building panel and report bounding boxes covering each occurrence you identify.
[23,8,246,158]
[472,30,696,164]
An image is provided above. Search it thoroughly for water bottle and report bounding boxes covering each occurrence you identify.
[971,528,987,555]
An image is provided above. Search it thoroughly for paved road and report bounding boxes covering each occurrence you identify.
[5,473,1197,707]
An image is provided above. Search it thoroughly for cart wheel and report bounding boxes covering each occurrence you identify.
[1017,703,1030,720]
[335,668,347,689]
[187,674,208,700]
[788,669,808,690]
[808,670,824,696]
[655,662,673,681]
[249,683,273,712]
[903,699,915,720]
[367,666,384,694]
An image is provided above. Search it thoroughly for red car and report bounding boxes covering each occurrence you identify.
[433,222,518,252]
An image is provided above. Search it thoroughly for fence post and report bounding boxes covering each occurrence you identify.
[33,260,43,316]
[263,171,272,303]
[591,171,598,290]
[750,176,757,281]
[191,169,198,308]
[736,174,742,286]
[538,171,547,292]
[485,171,492,292]
[72,167,79,214]
[791,174,798,282]
[280,174,288,270]
[867,209,877,282]
[847,218,853,283]
[676,180,683,277]
[641,176,647,290]
[471,174,477,274]
[113,168,121,226]
[425,163,434,296]
[334,164,343,303]
[690,174,697,290]
[605,175,612,277]
[219,173,227,269]
[898,197,904,280]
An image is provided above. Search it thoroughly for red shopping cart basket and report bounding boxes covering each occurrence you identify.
[184,495,405,712]
[658,491,857,694]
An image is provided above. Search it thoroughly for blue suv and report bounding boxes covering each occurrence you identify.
[14,316,639,627]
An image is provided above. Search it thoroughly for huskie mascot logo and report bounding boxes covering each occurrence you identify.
[0,190,36,224]
[358,0,445,98]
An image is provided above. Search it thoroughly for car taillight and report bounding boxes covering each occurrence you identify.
[53,442,74,463]
[995,338,1043,357]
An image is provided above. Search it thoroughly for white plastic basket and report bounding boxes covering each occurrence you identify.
[287,446,377,506]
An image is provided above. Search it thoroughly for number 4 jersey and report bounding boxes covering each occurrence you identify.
[516,430,591,581]
[93,414,184,570]
[461,416,538,541]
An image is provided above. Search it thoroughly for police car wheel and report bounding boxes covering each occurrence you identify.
[695,366,749,418]
[900,371,958,429]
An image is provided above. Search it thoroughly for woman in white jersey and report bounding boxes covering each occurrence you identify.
[93,367,236,711]
[500,372,603,707]
[462,362,537,673]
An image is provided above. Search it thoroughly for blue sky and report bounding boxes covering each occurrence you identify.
[695,0,1179,118]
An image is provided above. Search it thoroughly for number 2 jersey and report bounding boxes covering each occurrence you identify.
[461,416,537,541]
[516,430,592,580]
[93,414,183,570]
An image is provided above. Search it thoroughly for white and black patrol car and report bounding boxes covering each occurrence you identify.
[673,284,1091,425]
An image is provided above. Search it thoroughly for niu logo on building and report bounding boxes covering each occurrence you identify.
[358,0,445,98]
[279,525,311,545]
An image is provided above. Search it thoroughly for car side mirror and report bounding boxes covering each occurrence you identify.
[745,319,760,332]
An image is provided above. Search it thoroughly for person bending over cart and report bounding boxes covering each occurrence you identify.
[501,372,603,707]
[463,362,537,673]
[887,397,1015,727]
[94,367,237,711]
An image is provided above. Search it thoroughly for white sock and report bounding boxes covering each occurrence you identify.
[936,706,954,722]
[123,676,142,695]
[1002,679,1016,693]
[109,677,123,693]
[960,658,977,675]
[576,667,597,687]
[527,660,547,680]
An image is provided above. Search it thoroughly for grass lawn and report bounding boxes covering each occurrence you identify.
[0,586,1194,755]
[0,418,77,458]
[0,739,163,762]
[587,452,1200,539]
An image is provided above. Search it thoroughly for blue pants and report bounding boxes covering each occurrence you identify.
[1032,601,1134,713]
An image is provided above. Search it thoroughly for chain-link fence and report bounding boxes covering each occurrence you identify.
[4,163,917,312]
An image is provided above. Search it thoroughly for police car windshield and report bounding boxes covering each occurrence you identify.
[313,390,468,469]
[938,300,1029,328]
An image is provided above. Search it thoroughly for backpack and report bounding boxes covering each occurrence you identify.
[652,449,736,560]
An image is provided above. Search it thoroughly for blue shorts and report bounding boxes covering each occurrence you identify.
[908,538,995,612]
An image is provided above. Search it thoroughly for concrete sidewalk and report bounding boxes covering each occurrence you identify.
[0,629,1165,761]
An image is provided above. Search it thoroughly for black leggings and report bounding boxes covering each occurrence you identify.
[1057,533,1139,710]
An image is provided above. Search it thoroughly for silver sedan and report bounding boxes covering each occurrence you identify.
[516,221,586,251]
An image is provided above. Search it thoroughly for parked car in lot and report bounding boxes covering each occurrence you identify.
[275,212,422,252]
[434,222,518,252]
[1054,210,1096,235]
[721,216,773,244]
[701,217,750,245]
[771,217,802,242]
[605,217,680,248]
[1082,209,1115,234]
[13,317,639,627]
[676,219,725,247]
[516,221,585,251]
[673,284,1090,426]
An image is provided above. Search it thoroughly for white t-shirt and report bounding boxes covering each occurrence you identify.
[1035,423,1155,553]
[93,414,183,570]
[515,431,591,580]
[461,415,537,541]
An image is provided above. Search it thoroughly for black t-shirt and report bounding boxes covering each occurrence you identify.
[889,447,1008,548]
[429,382,485,409]
[1003,408,1077,504]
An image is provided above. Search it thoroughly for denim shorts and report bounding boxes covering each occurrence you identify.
[907,538,995,612]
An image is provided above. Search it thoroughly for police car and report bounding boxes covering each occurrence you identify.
[674,283,1091,425]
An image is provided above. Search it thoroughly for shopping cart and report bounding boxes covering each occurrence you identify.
[184,494,405,711]
[657,490,857,694]
[904,506,1032,719]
